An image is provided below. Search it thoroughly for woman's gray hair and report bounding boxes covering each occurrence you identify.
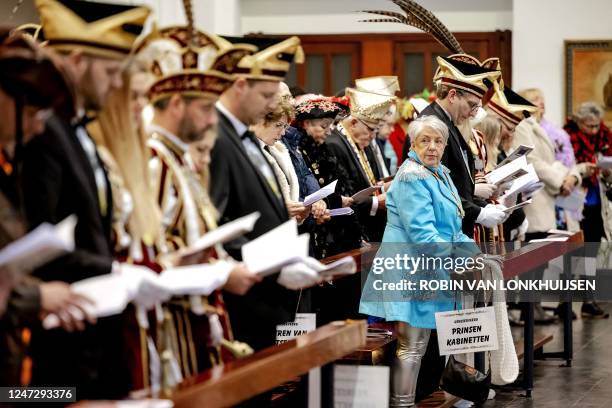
[407,115,449,144]
[574,101,604,123]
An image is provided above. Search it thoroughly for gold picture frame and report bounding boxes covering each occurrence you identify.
[565,39,612,127]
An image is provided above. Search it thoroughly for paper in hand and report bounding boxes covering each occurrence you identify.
[555,189,586,211]
[318,256,357,278]
[485,156,529,185]
[496,144,534,168]
[242,219,310,277]
[351,185,382,204]
[597,156,612,169]
[0,215,76,273]
[503,199,532,213]
[303,180,337,206]
[42,273,131,330]
[173,212,260,263]
[329,207,354,216]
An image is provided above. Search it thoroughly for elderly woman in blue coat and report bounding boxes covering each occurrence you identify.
[359,115,480,407]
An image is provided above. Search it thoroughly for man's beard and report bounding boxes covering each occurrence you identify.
[178,115,213,143]
[80,65,105,112]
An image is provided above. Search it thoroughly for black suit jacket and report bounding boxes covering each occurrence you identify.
[19,115,130,399]
[326,130,386,242]
[418,102,485,237]
[210,108,298,351]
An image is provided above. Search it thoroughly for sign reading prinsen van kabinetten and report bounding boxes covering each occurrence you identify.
[435,306,499,356]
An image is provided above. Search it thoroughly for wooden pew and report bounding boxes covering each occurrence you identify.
[170,320,366,408]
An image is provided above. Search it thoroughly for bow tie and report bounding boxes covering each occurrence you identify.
[241,130,258,143]
[72,114,95,129]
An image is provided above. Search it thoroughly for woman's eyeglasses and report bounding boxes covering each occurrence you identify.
[274,122,290,131]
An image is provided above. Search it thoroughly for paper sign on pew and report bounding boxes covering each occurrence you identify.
[333,365,389,408]
[435,306,499,355]
[303,180,337,206]
[276,313,316,345]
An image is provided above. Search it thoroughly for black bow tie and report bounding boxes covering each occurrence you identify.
[241,130,258,143]
[72,114,95,129]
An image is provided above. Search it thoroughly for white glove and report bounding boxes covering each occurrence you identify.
[114,263,170,310]
[277,261,323,290]
[476,204,507,228]
[474,183,497,199]
[494,204,511,223]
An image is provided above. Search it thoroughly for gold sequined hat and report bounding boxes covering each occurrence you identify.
[135,26,248,103]
[35,0,151,60]
[346,87,395,129]
[221,35,304,81]
[433,54,501,99]
[355,75,400,97]
[487,81,537,128]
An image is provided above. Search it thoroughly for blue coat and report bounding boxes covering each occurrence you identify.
[359,150,478,328]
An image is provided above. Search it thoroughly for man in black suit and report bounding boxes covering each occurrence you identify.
[414,56,507,237]
[210,36,319,352]
[18,0,153,399]
[326,87,395,243]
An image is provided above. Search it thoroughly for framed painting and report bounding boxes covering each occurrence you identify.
[565,39,612,127]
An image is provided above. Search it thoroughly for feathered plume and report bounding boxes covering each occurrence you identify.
[182,0,196,46]
[360,0,464,54]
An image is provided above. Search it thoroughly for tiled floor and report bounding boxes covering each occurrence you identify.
[485,303,612,407]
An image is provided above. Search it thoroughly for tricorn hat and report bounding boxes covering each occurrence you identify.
[35,0,151,60]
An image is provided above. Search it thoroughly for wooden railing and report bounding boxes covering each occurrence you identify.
[170,320,366,408]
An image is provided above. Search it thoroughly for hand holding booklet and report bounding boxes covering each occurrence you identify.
[0,215,76,273]
[303,180,337,206]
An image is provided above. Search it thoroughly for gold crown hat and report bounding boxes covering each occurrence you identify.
[346,87,395,129]
[135,26,250,103]
[433,54,501,99]
[221,35,304,81]
[35,0,151,60]
[355,75,400,97]
[487,80,537,128]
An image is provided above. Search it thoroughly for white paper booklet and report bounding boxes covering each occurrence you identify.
[503,199,532,213]
[597,156,612,169]
[177,212,260,258]
[501,164,540,197]
[496,144,534,168]
[329,207,354,216]
[485,156,529,186]
[0,215,76,272]
[242,219,310,276]
[42,273,131,329]
[351,185,382,204]
[555,188,586,211]
[318,256,357,278]
[303,180,337,206]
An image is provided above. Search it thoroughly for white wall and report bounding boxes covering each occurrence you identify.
[241,0,513,34]
[512,0,612,127]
